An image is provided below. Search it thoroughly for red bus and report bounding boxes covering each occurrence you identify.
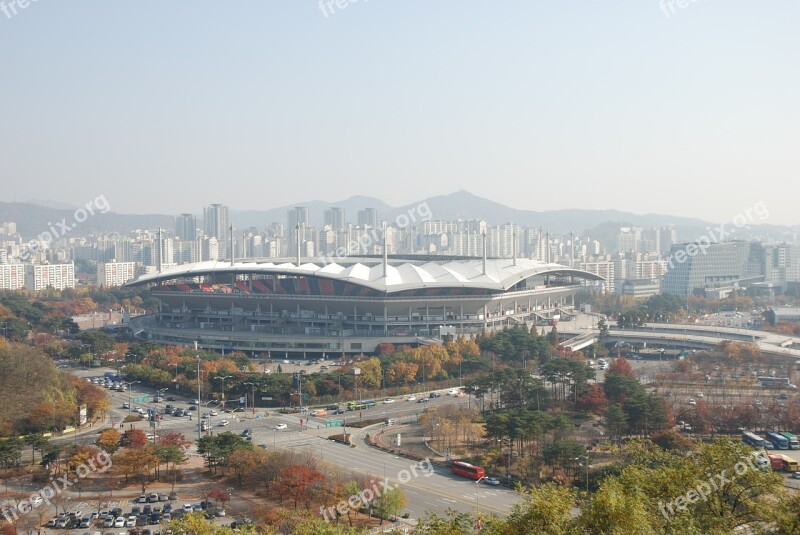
[450,461,486,480]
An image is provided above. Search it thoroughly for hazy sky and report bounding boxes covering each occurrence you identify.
[1,1,798,224]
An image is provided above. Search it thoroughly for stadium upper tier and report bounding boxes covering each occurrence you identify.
[124,257,603,293]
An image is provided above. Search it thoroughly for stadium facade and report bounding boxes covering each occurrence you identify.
[124,256,603,356]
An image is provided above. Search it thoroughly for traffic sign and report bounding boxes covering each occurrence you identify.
[132,396,149,402]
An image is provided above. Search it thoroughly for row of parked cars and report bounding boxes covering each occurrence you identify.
[44,494,226,530]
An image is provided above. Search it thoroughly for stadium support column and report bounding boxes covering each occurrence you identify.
[383,222,388,279]
[157,228,163,273]
[482,232,487,275]
[295,224,301,266]
[230,225,235,264]
[512,229,517,266]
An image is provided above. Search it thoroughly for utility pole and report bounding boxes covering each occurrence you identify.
[196,355,202,441]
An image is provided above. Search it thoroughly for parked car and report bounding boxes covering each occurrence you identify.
[114,517,126,528]
[168,491,178,501]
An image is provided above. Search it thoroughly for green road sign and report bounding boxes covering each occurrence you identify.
[132,396,149,402]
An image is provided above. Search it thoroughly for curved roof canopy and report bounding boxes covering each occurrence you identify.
[124,258,604,293]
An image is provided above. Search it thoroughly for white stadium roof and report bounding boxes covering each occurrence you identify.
[125,258,603,293]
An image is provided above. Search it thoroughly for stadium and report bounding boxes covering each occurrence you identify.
[124,256,603,356]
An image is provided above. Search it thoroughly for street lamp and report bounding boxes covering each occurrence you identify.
[475,476,487,525]
[169,362,179,388]
[122,381,140,413]
[575,455,590,495]
[196,355,202,441]
[215,375,233,410]
[243,382,257,416]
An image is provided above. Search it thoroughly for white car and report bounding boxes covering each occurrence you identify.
[114,517,126,528]
[406,395,416,401]
[274,423,288,430]
[125,516,136,528]
[688,399,697,406]
[218,420,229,426]
[382,398,395,404]
[209,410,218,416]
[448,389,460,395]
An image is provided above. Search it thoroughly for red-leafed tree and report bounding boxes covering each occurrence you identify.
[122,429,148,449]
[576,384,608,415]
[159,432,191,451]
[608,357,635,378]
[272,464,325,508]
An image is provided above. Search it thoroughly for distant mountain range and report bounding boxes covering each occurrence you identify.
[1,191,796,250]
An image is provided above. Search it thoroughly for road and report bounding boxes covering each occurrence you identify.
[66,365,522,520]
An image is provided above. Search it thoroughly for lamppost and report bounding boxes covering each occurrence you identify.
[475,476,487,526]
[575,455,590,495]
[243,382,256,416]
[215,375,233,410]
[122,381,140,413]
[196,355,202,441]
[169,362,179,389]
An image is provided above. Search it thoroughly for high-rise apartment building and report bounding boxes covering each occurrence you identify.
[0,264,25,290]
[358,208,378,229]
[97,261,137,287]
[25,263,75,291]
[175,213,198,242]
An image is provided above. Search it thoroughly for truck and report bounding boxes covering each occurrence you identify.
[780,432,800,450]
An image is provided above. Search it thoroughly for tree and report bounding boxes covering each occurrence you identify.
[372,487,407,524]
[122,429,149,449]
[496,482,577,534]
[112,446,159,491]
[576,384,608,415]
[96,428,122,453]
[272,464,324,509]
[24,433,49,464]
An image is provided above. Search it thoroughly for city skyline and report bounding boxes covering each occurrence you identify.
[1,2,798,224]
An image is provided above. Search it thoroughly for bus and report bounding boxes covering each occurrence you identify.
[781,432,800,450]
[742,431,767,448]
[347,400,377,411]
[767,454,784,470]
[450,461,486,480]
[767,431,790,450]
[779,454,799,472]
